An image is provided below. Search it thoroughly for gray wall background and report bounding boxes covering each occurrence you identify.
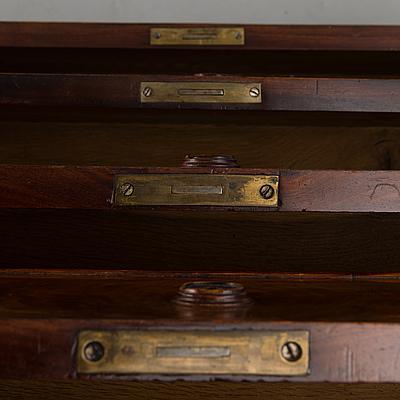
[0,0,400,24]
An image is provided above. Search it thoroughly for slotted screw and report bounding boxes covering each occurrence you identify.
[281,342,302,362]
[235,31,242,40]
[249,87,260,97]
[259,184,274,200]
[153,31,161,39]
[83,341,104,362]
[142,87,153,97]
[120,182,134,197]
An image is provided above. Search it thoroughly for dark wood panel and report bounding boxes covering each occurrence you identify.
[2,381,400,400]
[264,78,400,112]
[3,74,400,112]
[0,210,399,272]
[2,108,400,125]
[282,170,400,212]
[0,273,400,381]
[3,50,400,77]
[4,49,400,76]
[3,25,400,77]
[1,381,399,400]
[2,23,400,51]
[0,319,397,383]
[0,273,399,322]
[1,121,397,170]
[0,74,133,108]
[1,166,400,212]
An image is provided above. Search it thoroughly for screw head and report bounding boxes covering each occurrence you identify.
[83,341,104,362]
[259,184,275,200]
[281,342,302,362]
[153,31,161,39]
[235,31,242,40]
[120,182,134,197]
[142,87,153,97]
[249,87,260,97]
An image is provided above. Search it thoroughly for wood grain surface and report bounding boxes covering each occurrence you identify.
[3,74,400,112]
[0,273,398,321]
[2,119,400,170]
[3,21,400,395]
[1,381,400,400]
[0,273,400,381]
[0,319,400,382]
[1,165,400,212]
[0,210,399,272]
[2,23,400,51]
[4,48,400,76]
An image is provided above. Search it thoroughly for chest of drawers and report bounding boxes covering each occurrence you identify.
[2,22,400,399]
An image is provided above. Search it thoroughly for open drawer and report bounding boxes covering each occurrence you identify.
[2,21,400,399]
[2,23,400,274]
[0,162,400,273]
[1,269,400,384]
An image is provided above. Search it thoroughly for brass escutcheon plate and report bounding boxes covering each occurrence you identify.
[150,27,245,46]
[77,330,309,376]
[114,174,279,207]
[140,82,262,103]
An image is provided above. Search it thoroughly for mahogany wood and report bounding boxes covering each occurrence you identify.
[2,117,400,170]
[1,166,400,212]
[0,381,399,400]
[0,271,398,321]
[3,74,400,112]
[2,23,400,51]
[0,210,399,272]
[0,272,399,382]
[2,22,400,392]
[4,49,400,76]
[1,166,400,272]
[2,107,400,125]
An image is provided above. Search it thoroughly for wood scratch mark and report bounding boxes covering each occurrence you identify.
[370,183,400,199]
[346,346,354,381]
[394,348,400,369]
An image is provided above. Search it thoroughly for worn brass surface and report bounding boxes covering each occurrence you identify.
[150,27,245,45]
[114,174,279,207]
[77,330,309,376]
[140,82,262,103]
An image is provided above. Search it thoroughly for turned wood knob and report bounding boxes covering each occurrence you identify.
[175,281,252,307]
[182,155,239,168]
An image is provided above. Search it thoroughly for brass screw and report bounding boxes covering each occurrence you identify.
[281,342,302,362]
[259,184,274,200]
[235,31,242,40]
[249,87,260,97]
[83,341,104,362]
[142,87,153,97]
[120,182,134,197]
[153,31,161,39]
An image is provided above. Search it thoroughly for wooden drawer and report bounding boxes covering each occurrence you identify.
[0,269,399,383]
[2,22,400,393]
[0,165,399,272]
[1,381,400,400]
[0,24,400,273]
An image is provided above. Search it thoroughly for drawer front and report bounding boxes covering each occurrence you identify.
[77,330,309,376]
